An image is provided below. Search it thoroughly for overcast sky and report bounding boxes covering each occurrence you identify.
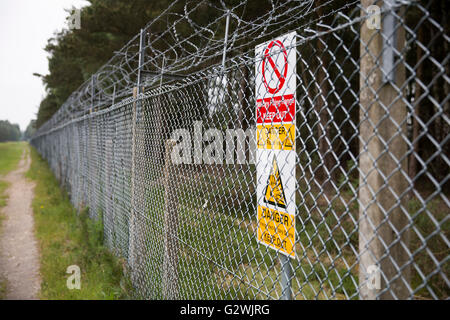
[0,0,89,131]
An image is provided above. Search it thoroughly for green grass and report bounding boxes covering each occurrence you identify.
[0,141,26,208]
[27,147,132,299]
[0,181,8,209]
[408,198,450,299]
[0,141,26,175]
[0,141,26,299]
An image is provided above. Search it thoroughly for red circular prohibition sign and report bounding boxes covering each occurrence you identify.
[262,40,288,94]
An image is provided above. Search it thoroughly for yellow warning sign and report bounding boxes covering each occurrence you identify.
[264,156,287,208]
[257,124,295,150]
[255,31,297,259]
[257,205,295,257]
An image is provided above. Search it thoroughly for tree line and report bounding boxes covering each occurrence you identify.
[0,120,21,142]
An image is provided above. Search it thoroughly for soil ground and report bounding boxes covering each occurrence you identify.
[0,148,40,299]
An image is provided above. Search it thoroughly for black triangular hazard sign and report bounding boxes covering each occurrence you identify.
[283,131,293,148]
[285,126,294,148]
[264,155,287,208]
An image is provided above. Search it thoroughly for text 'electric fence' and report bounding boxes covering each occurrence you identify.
[31,0,449,300]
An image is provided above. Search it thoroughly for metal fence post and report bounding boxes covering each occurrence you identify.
[280,254,293,300]
[221,10,230,69]
[137,28,145,95]
[359,0,410,299]
[129,28,146,285]
[162,139,179,300]
[104,137,113,248]
[129,86,139,283]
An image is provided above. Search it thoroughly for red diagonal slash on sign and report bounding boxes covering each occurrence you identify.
[262,40,288,94]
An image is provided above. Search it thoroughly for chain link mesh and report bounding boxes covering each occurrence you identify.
[31,0,449,300]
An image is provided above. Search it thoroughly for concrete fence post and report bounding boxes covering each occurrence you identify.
[162,139,179,300]
[129,87,139,283]
[359,0,410,299]
[104,138,113,249]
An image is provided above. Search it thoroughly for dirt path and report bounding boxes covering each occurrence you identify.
[0,148,40,299]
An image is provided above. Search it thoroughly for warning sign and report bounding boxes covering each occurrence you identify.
[256,150,296,258]
[264,156,287,208]
[255,31,297,258]
[256,95,295,124]
[257,124,295,151]
[256,31,297,125]
[257,205,295,256]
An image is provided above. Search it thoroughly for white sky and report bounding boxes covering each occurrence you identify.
[0,0,89,131]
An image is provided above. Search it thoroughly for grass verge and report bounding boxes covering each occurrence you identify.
[0,142,25,208]
[0,141,26,176]
[27,146,131,299]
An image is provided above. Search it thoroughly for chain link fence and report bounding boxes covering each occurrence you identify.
[30,0,449,300]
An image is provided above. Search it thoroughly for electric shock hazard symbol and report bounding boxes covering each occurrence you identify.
[264,156,287,208]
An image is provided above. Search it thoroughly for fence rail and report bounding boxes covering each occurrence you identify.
[31,0,449,300]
